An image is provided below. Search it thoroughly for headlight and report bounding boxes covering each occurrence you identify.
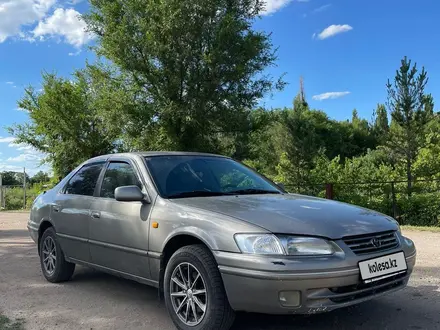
[277,236,335,256]
[234,234,284,255]
[234,234,336,256]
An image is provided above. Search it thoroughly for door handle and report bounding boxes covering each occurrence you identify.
[53,205,60,212]
[91,211,101,219]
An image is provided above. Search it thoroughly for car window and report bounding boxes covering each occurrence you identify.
[100,162,142,199]
[145,156,280,198]
[64,163,104,196]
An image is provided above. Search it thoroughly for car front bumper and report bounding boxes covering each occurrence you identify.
[214,237,416,315]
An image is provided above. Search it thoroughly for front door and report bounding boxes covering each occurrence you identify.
[52,162,105,263]
[89,160,152,279]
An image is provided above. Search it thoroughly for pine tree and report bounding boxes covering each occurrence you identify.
[373,103,389,143]
[386,56,432,195]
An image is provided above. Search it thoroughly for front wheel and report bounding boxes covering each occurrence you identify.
[39,227,75,283]
[164,245,235,330]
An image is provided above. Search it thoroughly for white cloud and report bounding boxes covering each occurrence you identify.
[6,143,42,162]
[8,142,33,151]
[0,137,16,143]
[68,49,82,56]
[0,164,24,172]
[0,0,55,43]
[6,81,14,85]
[7,153,41,162]
[313,4,331,13]
[312,91,351,101]
[33,8,94,47]
[315,24,353,40]
[261,0,293,15]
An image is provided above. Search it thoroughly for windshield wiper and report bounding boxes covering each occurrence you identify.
[228,188,281,195]
[167,190,232,199]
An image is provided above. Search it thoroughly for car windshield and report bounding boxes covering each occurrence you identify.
[145,156,281,199]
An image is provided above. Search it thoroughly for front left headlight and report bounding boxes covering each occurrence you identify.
[234,234,285,255]
[234,234,336,256]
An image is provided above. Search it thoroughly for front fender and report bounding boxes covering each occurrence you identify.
[148,198,269,254]
[161,226,218,252]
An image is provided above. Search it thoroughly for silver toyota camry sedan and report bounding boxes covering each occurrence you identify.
[28,152,417,330]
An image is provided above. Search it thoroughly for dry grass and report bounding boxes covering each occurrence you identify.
[402,225,440,233]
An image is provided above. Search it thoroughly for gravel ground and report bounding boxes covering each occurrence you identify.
[1,212,439,330]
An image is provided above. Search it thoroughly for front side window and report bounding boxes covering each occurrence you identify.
[65,163,104,196]
[100,162,142,199]
[145,156,281,198]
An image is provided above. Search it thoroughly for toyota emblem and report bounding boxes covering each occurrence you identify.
[371,237,381,247]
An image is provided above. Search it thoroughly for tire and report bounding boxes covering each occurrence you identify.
[164,245,235,330]
[39,227,75,283]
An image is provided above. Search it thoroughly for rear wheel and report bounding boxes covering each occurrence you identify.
[39,227,75,283]
[164,245,235,330]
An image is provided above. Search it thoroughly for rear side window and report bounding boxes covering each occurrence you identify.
[64,163,104,196]
[100,162,142,199]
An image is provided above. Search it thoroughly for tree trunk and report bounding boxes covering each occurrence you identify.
[406,157,412,197]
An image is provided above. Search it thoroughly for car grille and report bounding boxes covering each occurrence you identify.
[328,272,407,303]
[343,231,399,255]
[307,272,408,305]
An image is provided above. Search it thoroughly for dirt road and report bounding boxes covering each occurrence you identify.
[1,212,439,330]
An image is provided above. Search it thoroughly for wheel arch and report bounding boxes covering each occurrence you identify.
[38,219,55,253]
[159,231,215,291]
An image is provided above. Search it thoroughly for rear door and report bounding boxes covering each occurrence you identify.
[89,157,153,279]
[52,162,105,263]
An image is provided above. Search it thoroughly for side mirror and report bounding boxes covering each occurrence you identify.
[115,185,146,202]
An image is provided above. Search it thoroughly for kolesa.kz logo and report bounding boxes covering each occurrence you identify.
[368,257,398,273]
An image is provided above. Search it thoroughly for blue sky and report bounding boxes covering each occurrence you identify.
[1,0,439,175]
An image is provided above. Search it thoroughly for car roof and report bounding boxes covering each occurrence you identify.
[84,151,229,164]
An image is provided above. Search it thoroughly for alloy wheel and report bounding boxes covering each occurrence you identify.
[169,262,207,326]
[42,236,57,275]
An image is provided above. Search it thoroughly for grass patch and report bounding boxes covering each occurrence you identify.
[402,225,440,233]
[0,314,25,330]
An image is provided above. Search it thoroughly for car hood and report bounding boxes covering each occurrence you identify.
[171,194,398,239]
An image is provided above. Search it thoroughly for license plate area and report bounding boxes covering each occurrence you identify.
[358,252,407,283]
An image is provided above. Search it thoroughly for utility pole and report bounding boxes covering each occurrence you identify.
[23,167,26,209]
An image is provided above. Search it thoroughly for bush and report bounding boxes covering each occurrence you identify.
[398,193,440,226]
[2,184,46,211]
[4,188,24,210]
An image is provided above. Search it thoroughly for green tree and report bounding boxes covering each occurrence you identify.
[423,94,435,115]
[414,116,440,177]
[373,103,389,143]
[351,109,359,123]
[8,69,126,177]
[30,171,51,184]
[85,0,284,153]
[279,94,317,188]
[0,172,20,186]
[386,56,432,194]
